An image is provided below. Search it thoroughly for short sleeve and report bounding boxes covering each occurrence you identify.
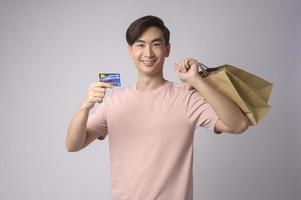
[185,84,219,132]
[86,98,108,140]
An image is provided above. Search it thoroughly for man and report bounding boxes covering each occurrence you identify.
[65,15,249,200]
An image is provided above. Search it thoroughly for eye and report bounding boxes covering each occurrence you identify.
[136,43,144,48]
[153,42,162,46]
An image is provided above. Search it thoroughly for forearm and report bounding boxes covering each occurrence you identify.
[65,106,90,152]
[188,75,248,130]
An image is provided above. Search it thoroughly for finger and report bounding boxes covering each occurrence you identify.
[92,87,105,93]
[91,94,104,101]
[184,59,191,71]
[89,88,105,94]
[92,97,103,103]
[180,60,186,72]
[99,82,114,88]
[92,92,105,98]
[88,92,105,102]
[175,60,181,72]
[93,82,114,88]
[189,58,198,67]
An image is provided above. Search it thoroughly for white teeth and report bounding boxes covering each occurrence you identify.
[142,60,156,65]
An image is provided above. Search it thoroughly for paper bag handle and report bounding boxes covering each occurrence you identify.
[198,63,223,78]
[198,63,210,78]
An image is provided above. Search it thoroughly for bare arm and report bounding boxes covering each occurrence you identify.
[188,76,249,134]
[174,58,249,134]
[65,82,113,152]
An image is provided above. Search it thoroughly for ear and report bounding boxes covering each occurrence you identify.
[128,45,133,58]
[165,42,171,57]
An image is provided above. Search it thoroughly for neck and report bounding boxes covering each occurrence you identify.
[136,75,166,91]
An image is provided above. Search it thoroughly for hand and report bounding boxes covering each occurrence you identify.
[174,58,200,84]
[80,82,113,110]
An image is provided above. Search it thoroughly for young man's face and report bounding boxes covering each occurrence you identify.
[128,26,170,77]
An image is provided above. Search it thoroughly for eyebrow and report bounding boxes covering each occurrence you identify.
[135,38,164,43]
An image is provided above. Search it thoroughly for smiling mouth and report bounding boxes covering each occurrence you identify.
[141,60,157,66]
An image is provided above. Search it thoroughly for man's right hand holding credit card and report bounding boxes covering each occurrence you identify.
[79,73,121,111]
[80,82,114,110]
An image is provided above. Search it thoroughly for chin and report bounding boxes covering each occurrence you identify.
[137,66,162,76]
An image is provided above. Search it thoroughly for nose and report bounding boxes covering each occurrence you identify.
[143,45,154,57]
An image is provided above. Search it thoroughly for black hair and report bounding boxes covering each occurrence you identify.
[126,15,170,46]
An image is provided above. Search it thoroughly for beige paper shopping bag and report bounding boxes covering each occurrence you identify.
[199,64,273,125]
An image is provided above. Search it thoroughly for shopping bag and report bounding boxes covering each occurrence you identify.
[199,64,273,125]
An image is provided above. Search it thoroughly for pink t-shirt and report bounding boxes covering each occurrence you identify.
[87,80,219,200]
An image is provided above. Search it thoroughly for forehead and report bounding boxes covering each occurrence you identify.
[137,26,165,42]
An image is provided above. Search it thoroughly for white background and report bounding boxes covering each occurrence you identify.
[0,0,300,199]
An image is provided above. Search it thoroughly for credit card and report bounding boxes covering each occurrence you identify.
[99,73,121,87]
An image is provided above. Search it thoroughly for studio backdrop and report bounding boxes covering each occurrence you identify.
[0,0,300,200]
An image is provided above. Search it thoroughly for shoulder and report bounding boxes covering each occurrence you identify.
[166,81,192,93]
[168,81,203,97]
[173,82,207,106]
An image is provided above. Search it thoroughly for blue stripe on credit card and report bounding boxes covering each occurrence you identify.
[99,73,121,86]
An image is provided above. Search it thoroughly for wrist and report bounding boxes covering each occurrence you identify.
[187,75,204,88]
[79,101,93,112]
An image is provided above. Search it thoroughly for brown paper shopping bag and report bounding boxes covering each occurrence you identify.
[199,64,273,125]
